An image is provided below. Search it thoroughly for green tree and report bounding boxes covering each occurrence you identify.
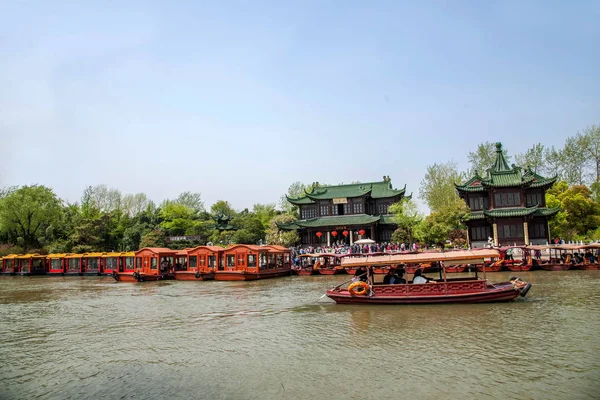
[139,229,167,248]
[580,124,600,182]
[467,142,510,176]
[0,185,63,251]
[546,182,600,240]
[419,161,466,213]
[389,199,423,245]
[560,135,589,185]
[159,201,195,236]
[514,143,546,174]
[415,199,470,246]
[265,214,300,247]
[210,200,236,218]
[175,192,205,214]
[278,182,309,215]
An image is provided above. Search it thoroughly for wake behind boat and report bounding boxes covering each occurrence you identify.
[325,249,531,305]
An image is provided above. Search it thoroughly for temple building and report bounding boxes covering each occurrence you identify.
[279,176,409,245]
[456,143,559,248]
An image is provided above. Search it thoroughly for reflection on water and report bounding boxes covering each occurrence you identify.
[0,272,599,399]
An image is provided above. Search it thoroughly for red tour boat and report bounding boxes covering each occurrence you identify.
[114,248,177,282]
[326,249,531,305]
[174,246,223,280]
[213,244,291,281]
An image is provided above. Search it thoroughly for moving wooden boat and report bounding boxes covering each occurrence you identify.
[213,245,291,281]
[114,248,177,282]
[326,249,531,305]
[173,246,222,280]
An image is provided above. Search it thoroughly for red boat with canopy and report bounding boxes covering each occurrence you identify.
[326,249,531,305]
[114,248,177,282]
[174,245,222,280]
[213,244,291,281]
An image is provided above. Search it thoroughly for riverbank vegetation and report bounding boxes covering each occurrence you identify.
[1,125,598,255]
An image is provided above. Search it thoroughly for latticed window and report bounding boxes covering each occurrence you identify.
[498,224,524,240]
[530,223,546,238]
[378,203,389,214]
[320,205,329,216]
[471,226,492,241]
[494,192,521,207]
[526,192,543,207]
[353,202,363,214]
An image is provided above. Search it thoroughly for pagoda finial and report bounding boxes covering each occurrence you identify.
[492,142,511,172]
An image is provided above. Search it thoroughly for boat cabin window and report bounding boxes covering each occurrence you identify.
[105,257,117,270]
[276,255,283,267]
[189,256,197,269]
[20,260,29,272]
[248,254,256,267]
[226,255,235,267]
[260,253,267,268]
[151,258,158,270]
[125,257,134,269]
[51,259,61,269]
[88,258,99,271]
[136,257,142,269]
[208,256,216,268]
[284,254,290,264]
[68,258,80,272]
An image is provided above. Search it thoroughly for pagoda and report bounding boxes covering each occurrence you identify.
[456,143,559,247]
[213,213,236,231]
[279,176,409,245]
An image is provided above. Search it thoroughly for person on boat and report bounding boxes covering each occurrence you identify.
[505,248,514,261]
[383,269,394,284]
[354,266,368,282]
[412,269,433,284]
[391,269,406,284]
[585,249,594,263]
[160,259,168,272]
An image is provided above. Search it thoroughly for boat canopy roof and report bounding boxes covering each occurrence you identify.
[341,249,501,267]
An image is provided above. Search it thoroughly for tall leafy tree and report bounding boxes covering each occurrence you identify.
[278,182,309,215]
[514,143,546,174]
[0,185,63,251]
[560,135,589,185]
[389,199,423,245]
[580,124,600,182]
[175,192,205,214]
[265,214,299,247]
[419,161,466,213]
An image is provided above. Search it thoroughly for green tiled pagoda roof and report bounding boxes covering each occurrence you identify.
[379,215,396,224]
[287,178,406,205]
[278,214,397,230]
[467,206,560,220]
[294,215,381,228]
[456,143,556,192]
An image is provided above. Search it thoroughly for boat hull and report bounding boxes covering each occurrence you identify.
[113,272,174,282]
[445,265,466,273]
[295,269,319,276]
[173,271,214,281]
[318,268,345,275]
[326,280,527,305]
[539,264,571,271]
[213,268,291,281]
[505,264,533,272]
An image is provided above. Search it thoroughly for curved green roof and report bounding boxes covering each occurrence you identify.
[467,206,560,220]
[287,178,407,205]
[456,143,557,192]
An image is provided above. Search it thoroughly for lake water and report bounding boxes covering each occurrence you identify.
[1,271,599,400]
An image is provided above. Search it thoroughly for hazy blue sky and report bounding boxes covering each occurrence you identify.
[1,1,599,212]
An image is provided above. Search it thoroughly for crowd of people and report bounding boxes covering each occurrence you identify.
[290,242,420,265]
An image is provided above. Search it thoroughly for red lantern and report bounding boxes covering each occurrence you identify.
[316,232,322,238]
[331,231,338,237]
[359,229,365,236]
[342,230,349,237]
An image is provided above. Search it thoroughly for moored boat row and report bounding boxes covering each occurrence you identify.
[1,245,293,282]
